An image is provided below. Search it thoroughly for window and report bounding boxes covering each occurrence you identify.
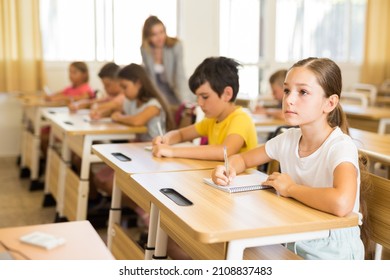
[220,0,263,100]
[220,0,366,99]
[275,0,366,63]
[40,0,177,64]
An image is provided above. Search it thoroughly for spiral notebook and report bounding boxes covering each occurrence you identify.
[203,172,271,193]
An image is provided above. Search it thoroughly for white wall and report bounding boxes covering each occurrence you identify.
[178,0,220,77]
[0,94,23,157]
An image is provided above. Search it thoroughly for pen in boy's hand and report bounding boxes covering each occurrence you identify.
[223,146,230,182]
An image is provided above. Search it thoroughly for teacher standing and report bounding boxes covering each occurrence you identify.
[141,15,191,108]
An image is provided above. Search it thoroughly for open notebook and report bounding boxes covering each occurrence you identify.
[203,172,271,193]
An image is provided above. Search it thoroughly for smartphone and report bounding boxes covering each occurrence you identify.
[111,152,131,162]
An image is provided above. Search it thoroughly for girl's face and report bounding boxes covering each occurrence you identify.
[282,67,329,126]
[195,81,230,120]
[148,23,166,48]
[120,79,142,100]
[69,65,86,86]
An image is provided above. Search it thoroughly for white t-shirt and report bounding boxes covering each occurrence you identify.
[123,98,165,142]
[265,127,361,214]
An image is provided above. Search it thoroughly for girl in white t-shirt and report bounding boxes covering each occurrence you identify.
[111,63,175,141]
[211,57,365,259]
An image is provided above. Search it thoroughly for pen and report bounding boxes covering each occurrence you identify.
[157,121,164,142]
[223,146,230,180]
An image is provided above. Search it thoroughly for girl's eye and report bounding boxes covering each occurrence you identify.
[283,89,290,95]
[300,90,308,95]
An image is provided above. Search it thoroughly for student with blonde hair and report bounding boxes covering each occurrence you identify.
[141,15,190,107]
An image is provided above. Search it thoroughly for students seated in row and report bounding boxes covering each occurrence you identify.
[253,69,287,120]
[68,62,125,119]
[212,57,366,260]
[152,56,258,160]
[45,61,94,103]
[92,63,175,197]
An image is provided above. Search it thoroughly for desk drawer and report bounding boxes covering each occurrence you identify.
[111,223,144,260]
[161,214,226,260]
[63,166,88,221]
[47,148,61,200]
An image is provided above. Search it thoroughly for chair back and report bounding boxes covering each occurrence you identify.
[350,83,378,106]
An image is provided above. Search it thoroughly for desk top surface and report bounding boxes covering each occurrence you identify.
[0,221,114,260]
[44,109,147,135]
[131,169,359,244]
[92,142,221,174]
[349,128,390,163]
[19,95,68,107]
[342,104,390,120]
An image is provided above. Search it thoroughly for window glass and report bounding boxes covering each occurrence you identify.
[40,0,177,63]
[275,0,366,63]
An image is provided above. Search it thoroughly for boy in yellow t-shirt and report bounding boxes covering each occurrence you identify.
[152,56,257,160]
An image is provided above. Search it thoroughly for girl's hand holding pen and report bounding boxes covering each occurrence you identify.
[211,165,236,186]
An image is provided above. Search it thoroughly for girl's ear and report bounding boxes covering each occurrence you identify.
[324,94,339,113]
[222,86,233,102]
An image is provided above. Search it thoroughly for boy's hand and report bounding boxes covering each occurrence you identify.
[211,165,236,186]
[152,135,164,145]
[152,144,173,158]
[89,109,102,120]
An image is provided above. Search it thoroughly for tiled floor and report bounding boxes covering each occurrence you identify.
[0,157,56,228]
[0,156,108,243]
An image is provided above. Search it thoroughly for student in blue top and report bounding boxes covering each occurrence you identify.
[211,57,366,260]
[110,63,175,142]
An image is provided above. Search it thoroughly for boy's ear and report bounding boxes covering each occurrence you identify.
[222,86,233,102]
[324,94,339,113]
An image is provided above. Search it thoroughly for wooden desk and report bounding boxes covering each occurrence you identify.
[43,110,147,222]
[18,97,67,190]
[343,104,390,132]
[0,221,114,260]
[91,142,221,259]
[131,169,359,260]
[349,128,390,167]
[375,96,390,107]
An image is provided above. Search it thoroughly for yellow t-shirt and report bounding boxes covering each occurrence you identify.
[194,107,258,153]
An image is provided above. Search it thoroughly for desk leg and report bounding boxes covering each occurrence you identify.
[57,134,70,220]
[29,108,42,187]
[152,212,168,260]
[144,203,159,260]
[108,174,122,250]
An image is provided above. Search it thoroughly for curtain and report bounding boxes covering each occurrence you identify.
[360,0,390,85]
[0,0,45,93]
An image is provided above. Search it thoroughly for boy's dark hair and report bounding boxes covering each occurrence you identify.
[98,62,120,79]
[188,56,240,101]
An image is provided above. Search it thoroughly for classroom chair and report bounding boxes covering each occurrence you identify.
[350,83,378,106]
[364,172,390,260]
[340,91,369,108]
